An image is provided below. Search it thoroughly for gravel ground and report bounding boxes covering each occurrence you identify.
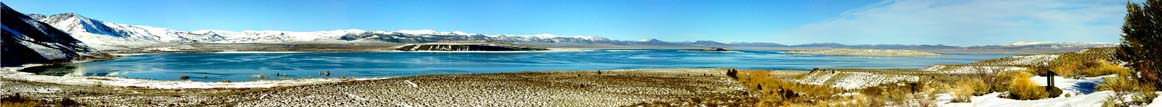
[1,68,758,106]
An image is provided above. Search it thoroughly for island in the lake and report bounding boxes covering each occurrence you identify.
[393,41,549,51]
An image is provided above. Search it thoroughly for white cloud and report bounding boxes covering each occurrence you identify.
[776,0,1127,46]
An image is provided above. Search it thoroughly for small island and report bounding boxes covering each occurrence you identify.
[393,41,549,51]
[786,48,941,56]
[681,47,732,52]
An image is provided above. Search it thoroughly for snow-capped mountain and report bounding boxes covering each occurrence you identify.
[964,41,1116,50]
[27,13,619,50]
[23,13,1120,52]
[2,3,92,67]
[1007,41,1115,47]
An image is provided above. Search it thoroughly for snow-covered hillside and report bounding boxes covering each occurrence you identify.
[964,41,1118,50]
[2,4,92,67]
[27,13,614,50]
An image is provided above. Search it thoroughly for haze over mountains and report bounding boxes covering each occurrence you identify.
[25,12,1116,51]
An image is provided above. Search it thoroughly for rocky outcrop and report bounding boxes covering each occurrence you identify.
[394,43,548,51]
[1,3,92,67]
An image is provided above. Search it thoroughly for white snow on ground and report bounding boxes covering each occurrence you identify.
[831,72,919,89]
[18,40,69,60]
[796,71,838,85]
[939,91,1115,107]
[938,75,1162,107]
[997,55,1060,66]
[797,72,919,90]
[921,65,1028,74]
[1,66,389,89]
[1032,75,1112,96]
[1152,96,1162,107]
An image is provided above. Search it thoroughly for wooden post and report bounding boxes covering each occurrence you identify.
[1046,70,1056,91]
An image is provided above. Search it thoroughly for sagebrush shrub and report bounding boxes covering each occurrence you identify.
[1008,71,1050,100]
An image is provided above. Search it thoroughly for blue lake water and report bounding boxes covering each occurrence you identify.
[55,49,1015,82]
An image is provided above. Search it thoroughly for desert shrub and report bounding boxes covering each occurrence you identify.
[1051,48,1119,78]
[1099,66,1160,105]
[952,78,988,102]
[1100,68,1144,92]
[1103,96,1124,107]
[964,78,990,95]
[1131,87,1157,104]
[1084,61,1132,77]
[1051,53,1084,77]
[1050,59,1083,78]
[734,70,841,106]
[952,85,974,102]
[1007,71,1050,100]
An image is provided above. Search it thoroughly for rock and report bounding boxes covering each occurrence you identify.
[726,69,738,79]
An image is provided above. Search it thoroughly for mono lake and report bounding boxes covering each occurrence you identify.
[24,49,1017,82]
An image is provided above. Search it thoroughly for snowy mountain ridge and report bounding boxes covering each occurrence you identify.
[1009,41,1114,46]
[2,4,93,67]
[27,13,614,49]
[26,13,1118,51]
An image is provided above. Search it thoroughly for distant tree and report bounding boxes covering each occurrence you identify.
[1116,0,1161,88]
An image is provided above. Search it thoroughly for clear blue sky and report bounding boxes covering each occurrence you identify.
[2,0,1130,46]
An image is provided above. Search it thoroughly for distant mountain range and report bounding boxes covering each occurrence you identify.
[23,13,1117,51]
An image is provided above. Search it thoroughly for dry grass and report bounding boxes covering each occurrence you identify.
[1098,63,1158,106]
[1099,66,1143,92]
[1005,71,1051,100]
[952,78,988,102]
[1085,61,1132,77]
[1050,48,1118,78]
[733,69,843,106]
[736,68,957,106]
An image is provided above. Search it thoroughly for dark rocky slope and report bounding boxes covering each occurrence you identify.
[1,3,91,67]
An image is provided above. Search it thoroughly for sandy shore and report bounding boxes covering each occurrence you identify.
[1,68,770,106]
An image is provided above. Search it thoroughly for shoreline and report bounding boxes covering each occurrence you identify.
[1,48,1111,106]
[3,47,983,87]
[0,68,768,106]
[0,65,799,88]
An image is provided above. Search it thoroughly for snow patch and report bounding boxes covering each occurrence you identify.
[797,72,920,89]
[921,65,1028,74]
[938,75,1157,107]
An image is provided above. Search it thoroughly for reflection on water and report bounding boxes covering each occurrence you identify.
[24,49,1016,82]
[19,64,86,77]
